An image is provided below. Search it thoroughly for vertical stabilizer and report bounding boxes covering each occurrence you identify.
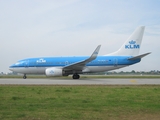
[106,26,145,56]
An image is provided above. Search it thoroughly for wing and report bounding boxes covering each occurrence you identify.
[63,45,101,71]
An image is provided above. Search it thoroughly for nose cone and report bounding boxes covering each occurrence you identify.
[9,64,15,71]
[9,68,13,71]
[9,60,26,73]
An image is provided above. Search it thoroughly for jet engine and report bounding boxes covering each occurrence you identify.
[45,67,63,76]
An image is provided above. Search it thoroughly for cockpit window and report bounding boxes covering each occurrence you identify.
[15,61,25,65]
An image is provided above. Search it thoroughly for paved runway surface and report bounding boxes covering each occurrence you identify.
[0,78,160,85]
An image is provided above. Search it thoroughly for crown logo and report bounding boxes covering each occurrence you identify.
[50,70,54,74]
[129,40,136,44]
[37,58,46,63]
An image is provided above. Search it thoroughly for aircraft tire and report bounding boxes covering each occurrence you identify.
[23,74,27,79]
[72,74,80,79]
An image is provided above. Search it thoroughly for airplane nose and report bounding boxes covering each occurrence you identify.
[9,64,15,71]
[9,66,14,71]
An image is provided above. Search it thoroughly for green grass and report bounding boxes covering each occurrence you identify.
[0,85,160,120]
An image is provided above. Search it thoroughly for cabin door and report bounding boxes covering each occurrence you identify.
[25,60,29,67]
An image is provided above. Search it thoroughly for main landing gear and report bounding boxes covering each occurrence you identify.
[23,74,27,79]
[72,74,80,79]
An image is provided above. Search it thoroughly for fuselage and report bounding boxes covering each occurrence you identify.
[9,56,140,74]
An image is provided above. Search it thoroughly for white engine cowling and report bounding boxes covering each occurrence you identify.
[45,67,63,76]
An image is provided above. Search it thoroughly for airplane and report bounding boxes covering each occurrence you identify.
[9,26,151,79]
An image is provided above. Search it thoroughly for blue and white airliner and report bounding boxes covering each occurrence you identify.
[9,26,150,79]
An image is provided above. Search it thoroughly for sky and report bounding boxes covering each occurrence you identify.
[0,0,160,73]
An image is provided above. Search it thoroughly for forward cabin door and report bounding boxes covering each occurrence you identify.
[25,60,29,68]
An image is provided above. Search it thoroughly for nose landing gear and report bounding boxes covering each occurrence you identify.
[23,74,27,79]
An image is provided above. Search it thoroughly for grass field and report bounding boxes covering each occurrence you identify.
[0,85,160,120]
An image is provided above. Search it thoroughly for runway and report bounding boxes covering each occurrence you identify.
[0,78,160,85]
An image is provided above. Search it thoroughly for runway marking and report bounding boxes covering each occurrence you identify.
[130,80,137,84]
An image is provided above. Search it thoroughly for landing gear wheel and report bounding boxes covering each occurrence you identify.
[72,74,80,79]
[77,74,80,79]
[23,74,27,79]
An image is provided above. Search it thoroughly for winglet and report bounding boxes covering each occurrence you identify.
[90,45,101,60]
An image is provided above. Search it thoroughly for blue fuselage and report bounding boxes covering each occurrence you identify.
[9,56,140,74]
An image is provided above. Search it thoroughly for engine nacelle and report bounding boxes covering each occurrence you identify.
[45,67,63,76]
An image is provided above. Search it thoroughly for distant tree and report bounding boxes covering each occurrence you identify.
[118,71,124,74]
[12,72,18,75]
[131,70,135,73]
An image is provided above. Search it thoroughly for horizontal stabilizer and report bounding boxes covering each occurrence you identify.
[128,52,151,60]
